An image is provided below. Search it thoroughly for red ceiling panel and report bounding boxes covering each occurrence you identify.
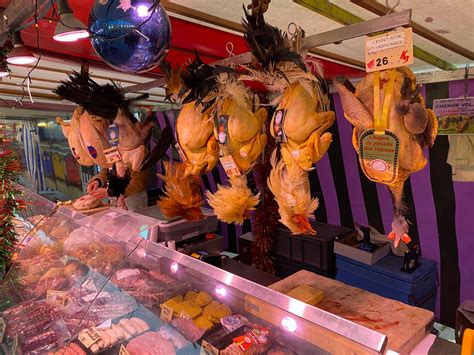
[17,0,363,79]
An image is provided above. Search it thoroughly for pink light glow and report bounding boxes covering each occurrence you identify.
[215,286,227,297]
[170,262,179,273]
[7,56,36,65]
[136,4,150,18]
[53,30,89,42]
[281,317,297,332]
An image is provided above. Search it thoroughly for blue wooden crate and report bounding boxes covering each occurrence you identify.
[336,254,438,311]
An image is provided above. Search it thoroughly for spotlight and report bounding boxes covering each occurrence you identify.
[170,262,179,273]
[281,317,297,332]
[53,0,89,42]
[215,286,227,298]
[6,32,36,65]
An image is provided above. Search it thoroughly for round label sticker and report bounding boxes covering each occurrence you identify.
[370,159,388,172]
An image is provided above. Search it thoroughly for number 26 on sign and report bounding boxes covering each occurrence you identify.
[367,57,389,69]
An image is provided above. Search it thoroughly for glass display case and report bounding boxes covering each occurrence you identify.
[1,188,389,354]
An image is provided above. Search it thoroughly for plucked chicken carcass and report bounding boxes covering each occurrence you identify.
[113,108,155,172]
[56,107,94,166]
[176,102,219,176]
[270,70,335,172]
[78,111,112,168]
[206,73,267,224]
[334,67,438,246]
[156,61,217,221]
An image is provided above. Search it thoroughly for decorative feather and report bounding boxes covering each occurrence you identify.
[53,71,126,121]
[140,126,173,171]
[160,60,184,104]
[206,175,260,225]
[180,51,218,110]
[267,151,318,235]
[158,162,205,221]
[242,6,306,72]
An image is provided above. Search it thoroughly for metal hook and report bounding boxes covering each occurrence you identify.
[464,64,470,99]
[226,42,235,58]
[288,22,298,39]
[386,0,400,14]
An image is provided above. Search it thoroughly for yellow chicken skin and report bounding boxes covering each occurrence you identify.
[216,97,267,172]
[334,67,438,247]
[206,74,267,225]
[271,81,335,172]
[176,102,219,176]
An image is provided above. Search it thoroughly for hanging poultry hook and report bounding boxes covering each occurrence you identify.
[386,0,401,14]
[226,42,235,58]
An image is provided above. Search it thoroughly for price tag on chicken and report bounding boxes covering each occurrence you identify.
[0,317,6,342]
[365,27,413,73]
[220,155,241,177]
[104,146,122,164]
[160,304,174,322]
[78,327,102,348]
[359,129,400,184]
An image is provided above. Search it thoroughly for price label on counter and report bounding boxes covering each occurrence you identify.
[365,27,413,72]
[200,340,220,355]
[0,317,6,342]
[179,311,191,320]
[78,327,101,348]
[46,290,67,307]
[119,344,130,355]
[160,304,174,322]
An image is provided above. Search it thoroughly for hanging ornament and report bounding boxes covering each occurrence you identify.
[89,0,171,73]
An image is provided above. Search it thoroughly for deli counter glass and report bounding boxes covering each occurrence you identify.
[1,188,388,354]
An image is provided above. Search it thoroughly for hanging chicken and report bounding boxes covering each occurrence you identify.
[56,107,94,166]
[156,61,219,220]
[205,72,267,225]
[334,67,438,246]
[242,8,334,234]
[54,72,172,210]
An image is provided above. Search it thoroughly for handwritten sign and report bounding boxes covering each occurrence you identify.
[365,28,413,72]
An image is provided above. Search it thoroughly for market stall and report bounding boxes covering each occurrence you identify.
[0,0,473,354]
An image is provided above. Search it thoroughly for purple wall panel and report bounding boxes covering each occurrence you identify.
[449,80,474,305]
[333,94,369,226]
[316,154,340,226]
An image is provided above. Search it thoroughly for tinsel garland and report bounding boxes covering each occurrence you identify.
[0,132,25,276]
[251,104,280,273]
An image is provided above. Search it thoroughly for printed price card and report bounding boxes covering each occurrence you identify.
[0,317,6,342]
[200,340,220,355]
[78,328,102,348]
[365,27,413,72]
[160,304,174,322]
[359,129,400,184]
[46,290,67,307]
[220,155,241,177]
[119,344,130,355]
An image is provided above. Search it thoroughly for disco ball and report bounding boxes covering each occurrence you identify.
[89,0,171,73]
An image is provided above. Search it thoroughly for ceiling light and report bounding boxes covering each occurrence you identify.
[53,0,89,42]
[6,32,36,65]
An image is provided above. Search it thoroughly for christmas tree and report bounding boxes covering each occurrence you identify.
[0,127,25,276]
